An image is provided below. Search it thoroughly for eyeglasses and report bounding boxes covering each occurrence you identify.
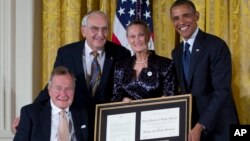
[87,26,109,34]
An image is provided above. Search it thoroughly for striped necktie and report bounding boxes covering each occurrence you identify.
[89,51,101,96]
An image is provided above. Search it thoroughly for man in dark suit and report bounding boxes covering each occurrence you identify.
[36,10,131,140]
[14,66,88,141]
[35,10,130,112]
[12,10,131,140]
[170,1,238,141]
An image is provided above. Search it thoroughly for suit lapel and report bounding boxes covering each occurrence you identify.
[39,102,51,140]
[175,43,187,92]
[70,107,82,141]
[95,44,114,97]
[75,40,91,95]
[188,30,203,87]
[74,41,85,75]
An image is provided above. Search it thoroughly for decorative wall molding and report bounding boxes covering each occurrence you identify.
[0,0,41,140]
[0,0,15,139]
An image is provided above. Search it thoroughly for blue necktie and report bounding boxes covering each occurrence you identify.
[183,42,190,82]
[89,52,101,96]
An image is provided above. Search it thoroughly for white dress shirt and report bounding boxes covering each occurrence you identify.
[50,100,76,141]
[183,27,199,53]
[82,41,105,85]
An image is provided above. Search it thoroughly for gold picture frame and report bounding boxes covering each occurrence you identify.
[94,94,192,141]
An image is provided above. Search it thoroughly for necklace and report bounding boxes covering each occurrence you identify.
[135,59,148,64]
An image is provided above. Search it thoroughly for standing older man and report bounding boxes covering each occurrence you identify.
[37,10,131,140]
[13,10,131,141]
[14,66,89,141]
[36,10,130,113]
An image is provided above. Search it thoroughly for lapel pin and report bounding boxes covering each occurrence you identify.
[81,125,86,129]
[147,71,152,76]
[196,49,200,52]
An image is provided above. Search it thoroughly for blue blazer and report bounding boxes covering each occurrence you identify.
[13,101,89,141]
[172,29,238,141]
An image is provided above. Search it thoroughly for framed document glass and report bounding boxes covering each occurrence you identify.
[94,94,192,141]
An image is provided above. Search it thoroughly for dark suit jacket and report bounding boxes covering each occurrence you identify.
[13,101,88,141]
[172,29,238,141]
[34,40,131,140]
[34,40,130,109]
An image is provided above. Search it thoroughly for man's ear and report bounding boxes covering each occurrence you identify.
[48,82,52,97]
[195,11,200,21]
[81,26,86,38]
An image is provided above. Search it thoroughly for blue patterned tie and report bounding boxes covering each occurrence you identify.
[183,42,190,82]
[89,52,101,96]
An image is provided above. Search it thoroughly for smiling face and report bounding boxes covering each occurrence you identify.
[170,4,199,40]
[48,74,75,109]
[126,24,150,53]
[81,12,109,51]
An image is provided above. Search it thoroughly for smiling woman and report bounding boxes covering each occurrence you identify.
[111,20,178,102]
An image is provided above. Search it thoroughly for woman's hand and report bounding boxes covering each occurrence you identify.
[122,97,132,102]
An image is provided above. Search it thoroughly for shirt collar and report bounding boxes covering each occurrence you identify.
[183,27,199,51]
[84,41,104,57]
[50,99,69,116]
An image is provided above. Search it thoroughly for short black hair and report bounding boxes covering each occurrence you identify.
[170,0,197,13]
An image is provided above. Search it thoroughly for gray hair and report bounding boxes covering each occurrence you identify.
[48,66,76,88]
[81,10,109,26]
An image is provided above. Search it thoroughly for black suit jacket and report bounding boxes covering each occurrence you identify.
[172,29,238,140]
[13,101,88,141]
[34,40,130,140]
[35,40,130,109]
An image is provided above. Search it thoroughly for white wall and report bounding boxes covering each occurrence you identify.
[0,0,41,140]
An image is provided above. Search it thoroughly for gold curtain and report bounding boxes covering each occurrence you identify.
[42,0,250,124]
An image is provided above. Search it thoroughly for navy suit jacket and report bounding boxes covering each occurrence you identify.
[34,40,130,109]
[172,29,238,140]
[34,40,130,140]
[13,101,88,141]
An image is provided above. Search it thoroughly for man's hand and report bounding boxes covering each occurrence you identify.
[11,117,20,133]
[122,97,132,102]
[188,123,203,141]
